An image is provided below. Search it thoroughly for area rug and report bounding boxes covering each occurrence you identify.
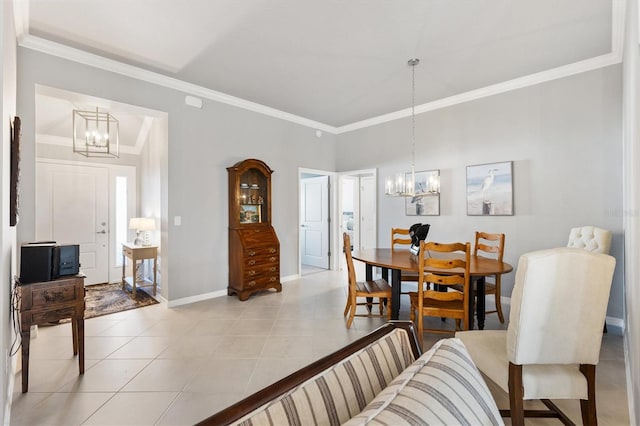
[84,283,159,319]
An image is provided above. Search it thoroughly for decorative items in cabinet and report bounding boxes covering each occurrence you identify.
[228,159,281,301]
[18,275,85,392]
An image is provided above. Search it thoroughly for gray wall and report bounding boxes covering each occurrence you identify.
[622,0,639,421]
[337,65,624,321]
[17,48,337,302]
[1,0,17,422]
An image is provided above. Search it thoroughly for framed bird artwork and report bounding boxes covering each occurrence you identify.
[466,161,513,216]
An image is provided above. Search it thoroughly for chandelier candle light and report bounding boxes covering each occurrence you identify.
[73,107,119,158]
[385,58,421,197]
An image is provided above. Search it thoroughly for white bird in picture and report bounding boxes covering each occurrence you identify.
[480,168,498,198]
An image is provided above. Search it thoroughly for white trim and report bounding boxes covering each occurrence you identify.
[15,2,625,134]
[167,289,227,308]
[133,117,154,155]
[19,35,337,134]
[281,274,299,283]
[36,133,138,155]
[337,52,621,134]
[4,352,17,425]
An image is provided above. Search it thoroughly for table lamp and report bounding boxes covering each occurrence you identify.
[129,217,156,246]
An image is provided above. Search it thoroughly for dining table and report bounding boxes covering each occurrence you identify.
[351,248,513,330]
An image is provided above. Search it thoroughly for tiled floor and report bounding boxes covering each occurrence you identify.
[9,270,630,425]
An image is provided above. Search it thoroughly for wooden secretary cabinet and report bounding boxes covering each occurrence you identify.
[227,158,281,301]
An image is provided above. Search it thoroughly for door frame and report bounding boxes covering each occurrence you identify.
[35,158,137,284]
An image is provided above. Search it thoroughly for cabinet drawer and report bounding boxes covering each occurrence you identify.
[244,246,278,257]
[123,245,134,258]
[245,254,279,267]
[244,275,280,289]
[24,305,80,325]
[238,229,278,247]
[30,282,80,308]
[243,265,279,279]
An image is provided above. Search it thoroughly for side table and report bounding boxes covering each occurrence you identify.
[122,243,158,298]
[18,275,85,393]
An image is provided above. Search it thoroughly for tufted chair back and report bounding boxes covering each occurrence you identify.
[566,226,612,254]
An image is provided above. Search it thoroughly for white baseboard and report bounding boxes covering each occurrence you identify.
[4,350,18,425]
[281,274,299,283]
[167,289,227,308]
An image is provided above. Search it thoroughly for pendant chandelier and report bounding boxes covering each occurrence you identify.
[72,107,119,158]
[385,58,420,197]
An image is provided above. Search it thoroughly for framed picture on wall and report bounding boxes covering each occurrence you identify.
[466,161,513,216]
[10,117,21,227]
[405,170,440,216]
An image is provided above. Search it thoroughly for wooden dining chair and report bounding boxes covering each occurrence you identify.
[409,241,471,341]
[475,231,506,323]
[391,228,419,290]
[343,233,392,328]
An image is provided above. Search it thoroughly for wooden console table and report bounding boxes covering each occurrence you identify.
[18,275,85,393]
[122,243,158,298]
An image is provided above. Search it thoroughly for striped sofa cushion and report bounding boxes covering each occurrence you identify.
[231,328,416,426]
[343,338,504,426]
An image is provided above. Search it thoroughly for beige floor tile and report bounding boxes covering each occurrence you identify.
[14,359,99,393]
[82,392,178,425]
[122,358,207,392]
[27,335,78,359]
[10,392,113,425]
[156,391,244,426]
[183,358,257,393]
[97,318,156,336]
[157,335,225,359]
[84,336,133,359]
[230,318,276,335]
[185,319,236,336]
[260,335,314,358]
[210,335,268,359]
[106,336,174,359]
[57,359,150,392]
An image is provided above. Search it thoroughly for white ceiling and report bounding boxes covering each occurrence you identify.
[22,0,618,132]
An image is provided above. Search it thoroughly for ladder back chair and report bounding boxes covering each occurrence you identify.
[391,228,420,290]
[475,231,506,323]
[409,241,471,343]
[342,232,392,328]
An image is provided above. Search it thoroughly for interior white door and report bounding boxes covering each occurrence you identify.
[36,162,109,284]
[300,175,329,268]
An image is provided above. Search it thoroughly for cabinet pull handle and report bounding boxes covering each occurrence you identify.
[269,248,276,253]
[248,260,256,265]
[248,270,256,276]
[248,281,256,287]
[269,277,277,282]
[254,229,261,233]
[270,256,276,262]
[269,267,276,272]
[248,251,256,256]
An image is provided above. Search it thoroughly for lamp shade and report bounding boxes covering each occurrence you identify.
[129,217,155,231]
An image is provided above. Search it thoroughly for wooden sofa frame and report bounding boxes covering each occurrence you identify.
[196,321,422,425]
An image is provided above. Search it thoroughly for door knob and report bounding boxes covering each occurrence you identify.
[96,230,106,234]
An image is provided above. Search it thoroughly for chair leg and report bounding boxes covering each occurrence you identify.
[343,291,351,317]
[508,363,525,426]
[495,277,505,323]
[580,364,598,426]
[346,302,356,329]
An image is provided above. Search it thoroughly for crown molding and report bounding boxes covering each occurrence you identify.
[337,52,622,134]
[18,0,624,136]
[20,35,339,134]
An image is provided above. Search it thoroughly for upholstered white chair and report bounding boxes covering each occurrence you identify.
[567,226,612,255]
[456,248,616,425]
[568,225,613,333]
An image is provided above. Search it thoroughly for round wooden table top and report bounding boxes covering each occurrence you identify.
[351,248,513,276]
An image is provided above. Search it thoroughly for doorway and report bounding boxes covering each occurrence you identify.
[338,169,377,271]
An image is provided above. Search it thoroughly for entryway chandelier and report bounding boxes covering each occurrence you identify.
[72,107,119,158]
[385,58,420,197]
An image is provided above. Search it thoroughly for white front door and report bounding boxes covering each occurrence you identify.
[300,175,329,268]
[36,162,109,284]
